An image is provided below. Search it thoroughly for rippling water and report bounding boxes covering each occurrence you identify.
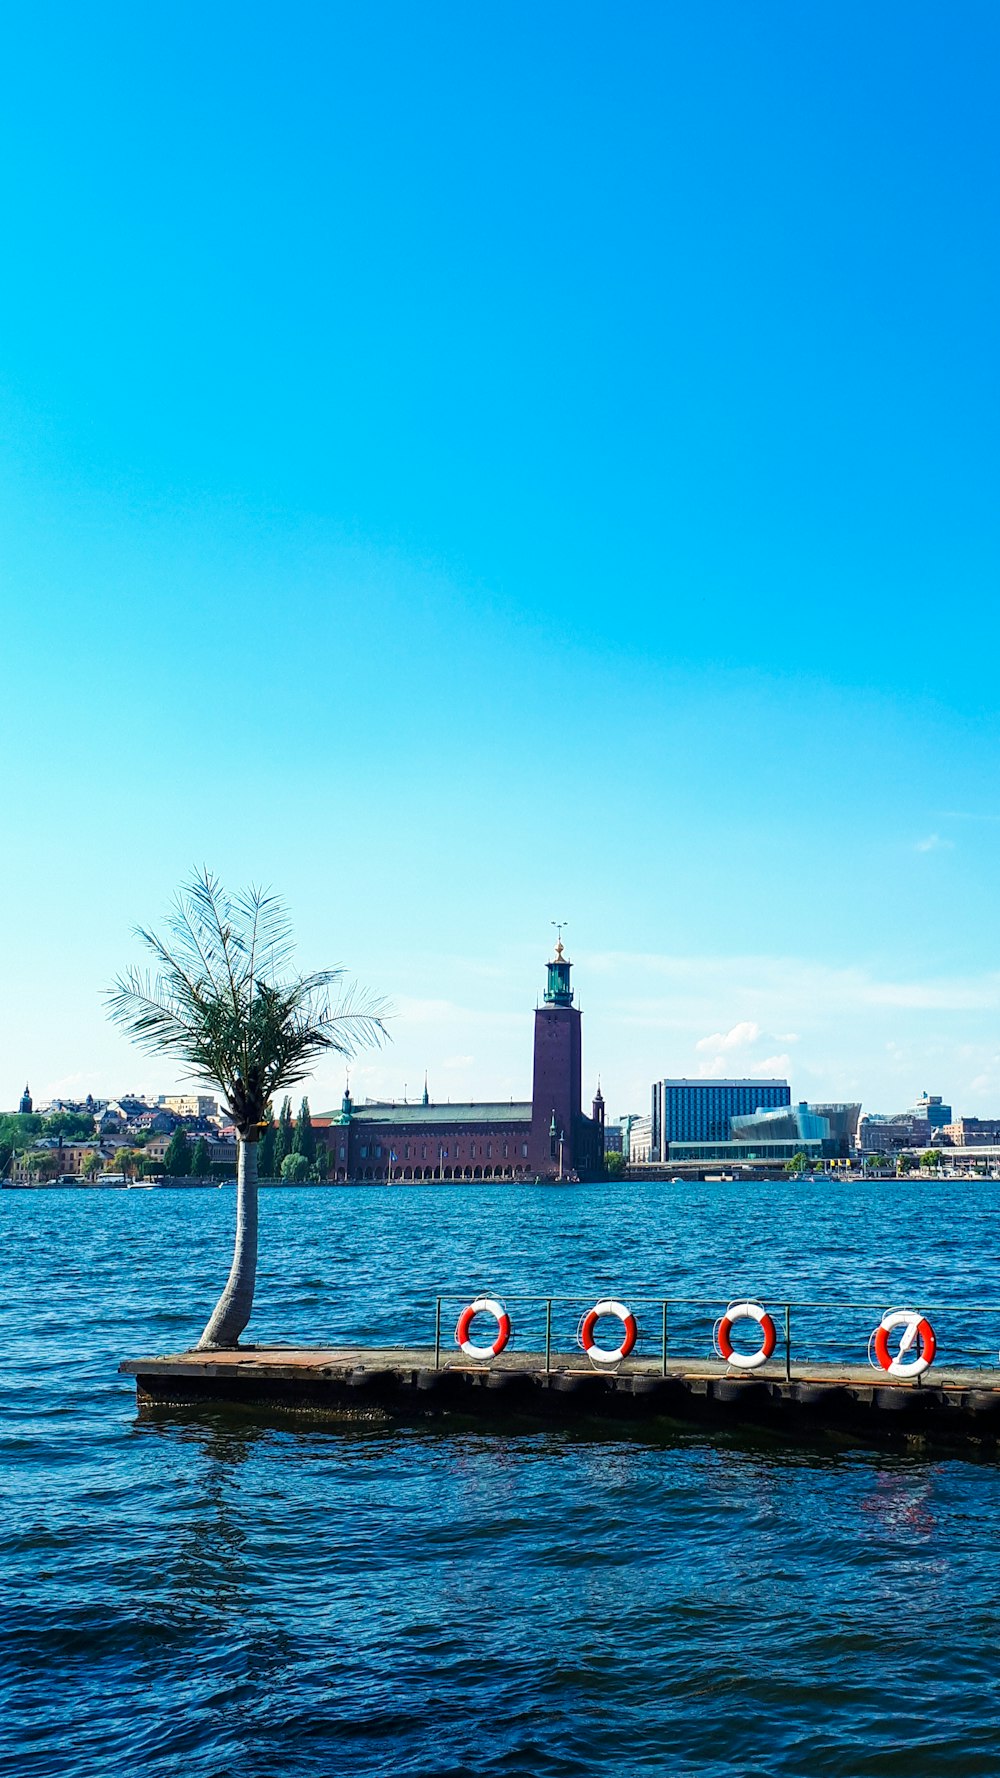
[5,1178,1000,1777]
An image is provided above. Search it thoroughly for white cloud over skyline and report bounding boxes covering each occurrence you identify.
[695,1020,762,1053]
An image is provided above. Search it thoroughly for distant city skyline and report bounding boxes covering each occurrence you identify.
[9,936,1000,1123]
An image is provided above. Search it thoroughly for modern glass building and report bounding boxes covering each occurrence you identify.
[669,1140,824,1164]
[912,1092,952,1129]
[730,1102,830,1144]
[651,1077,791,1157]
[810,1103,862,1153]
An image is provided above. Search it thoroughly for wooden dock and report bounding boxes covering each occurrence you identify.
[119,1345,1000,1449]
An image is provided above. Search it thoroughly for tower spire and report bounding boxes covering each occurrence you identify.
[545,924,573,1005]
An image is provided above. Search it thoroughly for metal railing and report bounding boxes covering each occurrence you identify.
[429,1292,1000,1376]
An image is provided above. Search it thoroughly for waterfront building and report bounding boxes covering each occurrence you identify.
[730,1102,831,1144]
[11,1139,106,1182]
[858,1095,950,1155]
[158,1093,220,1120]
[912,1092,952,1129]
[144,1131,237,1168]
[598,1112,647,1158]
[810,1102,863,1155]
[650,1078,791,1158]
[603,1123,623,1156]
[316,942,604,1182]
[730,1101,861,1158]
[941,1118,1000,1146]
[627,1115,652,1164]
[667,1139,825,1166]
[912,1144,1000,1169]
[857,1112,932,1154]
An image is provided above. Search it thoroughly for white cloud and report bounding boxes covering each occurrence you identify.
[915,834,954,853]
[695,1020,760,1052]
[694,1046,791,1080]
[755,1053,792,1077]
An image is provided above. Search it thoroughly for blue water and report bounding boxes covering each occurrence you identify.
[5,1178,1000,1777]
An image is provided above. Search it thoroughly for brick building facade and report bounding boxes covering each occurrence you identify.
[317,942,604,1182]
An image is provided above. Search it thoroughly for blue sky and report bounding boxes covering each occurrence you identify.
[2,2,999,1120]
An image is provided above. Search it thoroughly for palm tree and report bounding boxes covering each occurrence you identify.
[108,869,387,1349]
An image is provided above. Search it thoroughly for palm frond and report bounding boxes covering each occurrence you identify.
[106,871,390,1134]
[160,889,229,1002]
[106,969,201,1054]
[235,883,296,985]
[182,870,245,1011]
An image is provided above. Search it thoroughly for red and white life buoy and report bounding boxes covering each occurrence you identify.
[454,1296,511,1359]
[870,1308,936,1379]
[714,1299,777,1370]
[579,1299,638,1365]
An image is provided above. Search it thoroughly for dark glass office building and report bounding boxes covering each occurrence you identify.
[651,1077,791,1157]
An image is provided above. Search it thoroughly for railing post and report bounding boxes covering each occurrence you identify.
[434,1296,442,1370]
[784,1303,791,1382]
[545,1299,552,1373]
[661,1300,668,1376]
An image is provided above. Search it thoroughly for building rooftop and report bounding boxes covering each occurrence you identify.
[319,1100,532,1127]
[658,1077,790,1087]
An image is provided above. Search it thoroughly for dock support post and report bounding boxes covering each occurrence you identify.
[661,1300,668,1376]
[784,1303,791,1382]
[545,1299,552,1373]
[434,1297,442,1370]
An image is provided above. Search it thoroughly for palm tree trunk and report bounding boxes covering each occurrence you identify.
[196,1136,258,1349]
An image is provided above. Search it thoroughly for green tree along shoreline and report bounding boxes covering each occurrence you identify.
[0,1111,97,1175]
[274,1097,294,1174]
[258,1109,276,1177]
[293,1096,316,1163]
[163,1125,191,1177]
[281,1152,311,1182]
[2,1088,330,1186]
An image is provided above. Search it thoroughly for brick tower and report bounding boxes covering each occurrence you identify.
[530,938,599,1179]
